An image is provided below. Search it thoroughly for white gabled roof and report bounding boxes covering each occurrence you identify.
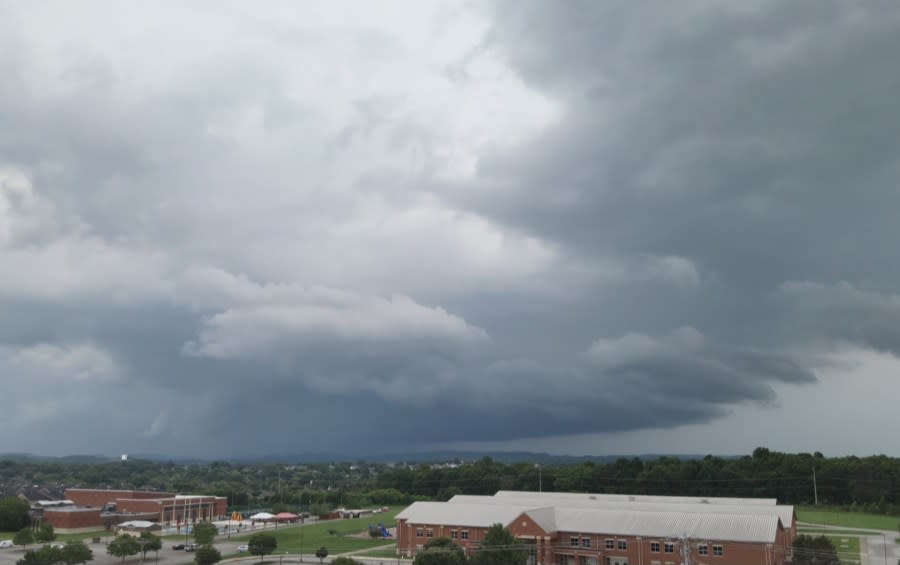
[396,501,532,528]
[552,508,779,543]
[402,501,781,543]
[495,491,778,506]
[454,493,794,527]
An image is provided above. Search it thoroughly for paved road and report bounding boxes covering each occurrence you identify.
[0,540,246,565]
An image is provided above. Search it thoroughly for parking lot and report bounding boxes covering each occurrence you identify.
[0,540,246,565]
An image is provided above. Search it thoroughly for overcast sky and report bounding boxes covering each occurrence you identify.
[3,1,900,459]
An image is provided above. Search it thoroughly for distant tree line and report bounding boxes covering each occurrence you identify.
[8,448,900,515]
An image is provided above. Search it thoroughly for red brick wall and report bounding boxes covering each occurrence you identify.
[43,509,102,530]
[399,522,786,565]
[65,489,174,507]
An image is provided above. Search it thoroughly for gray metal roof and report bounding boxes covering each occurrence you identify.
[495,491,778,506]
[451,493,794,527]
[400,494,788,543]
[402,501,781,543]
[396,501,534,528]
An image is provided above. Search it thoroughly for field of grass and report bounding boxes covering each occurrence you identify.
[0,530,107,543]
[797,507,900,530]
[798,528,880,536]
[826,535,860,565]
[231,506,402,556]
[356,546,400,558]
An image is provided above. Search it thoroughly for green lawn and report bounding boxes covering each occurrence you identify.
[826,535,860,565]
[0,530,106,543]
[356,546,401,558]
[798,528,881,536]
[797,507,900,530]
[231,506,402,556]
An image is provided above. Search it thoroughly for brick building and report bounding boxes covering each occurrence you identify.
[63,489,228,528]
[396,492,796,565]
[42,507,103,533]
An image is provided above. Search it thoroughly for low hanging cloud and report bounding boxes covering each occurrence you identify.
[0,1,898,457]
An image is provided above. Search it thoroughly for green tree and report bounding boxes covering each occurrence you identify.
[0,497,30,531]
[14,526,35,547]
[194,545,222,565]
[414,537,466,565]
[315,546,328,563]
[248,533,277,562]
[138,532,162,560]
[61,541,94,565]
[16,544,62,565]
[793,535,839,565]
[36,523,56,543]
[107,535,141,562]
[469,524,526,565]
[192,522,217,545]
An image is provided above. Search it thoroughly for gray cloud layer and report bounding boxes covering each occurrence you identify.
[1,1,898,457]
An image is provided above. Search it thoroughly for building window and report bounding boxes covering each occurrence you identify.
[651,561,661,565]
[606,540,615,549]
[582,538,591,548]
[698,545,708,556]
[664,543,674,554]
[451,530,458,539]
[713,546,723,557]
[426,529,434,538]
[618,540,627,551]
[559,556,570,565]
[416,528,424,537]
[650,542,660,553]
[571,537,580,547]
[461,530,469,540]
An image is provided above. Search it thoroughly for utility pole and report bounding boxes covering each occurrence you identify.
[813,465,819,505]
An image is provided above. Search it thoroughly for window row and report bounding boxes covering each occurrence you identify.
[416,528,469,540]
[697,544,724,556]
[602,539,628,550]
[570,537,592,548]
[650,542,676,553]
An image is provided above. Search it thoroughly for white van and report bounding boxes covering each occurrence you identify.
[0,540,13,549]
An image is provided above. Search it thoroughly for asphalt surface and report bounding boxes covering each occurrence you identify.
[0,540,247,565]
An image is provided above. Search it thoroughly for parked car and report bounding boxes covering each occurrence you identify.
[50,544,65,549]
[172,544,185,550]
[0,540,13,549]
[184,543,197,552]
[237,545,249,552]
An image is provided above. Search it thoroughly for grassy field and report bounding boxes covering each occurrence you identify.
[797,507,900,530]
[230,506,402,556]
[356,546,400,558]
[798,528,881,536]
[0,530,107,543]
[827,535,861,565]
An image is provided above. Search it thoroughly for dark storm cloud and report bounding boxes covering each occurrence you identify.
[0,1,897,457]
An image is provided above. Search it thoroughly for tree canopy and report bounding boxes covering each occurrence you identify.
[0,497,31,531]
[194,545,222,565]
[793,535,840,565]
[36,523,56,543]
[107,535,141,561]
[192,522,217,545]
[16,545,62,565]
[14,527,35,547]
[413,537,466,565]
[248,533,277,562]
[138,532,162,559]
[315,546,329,563]
[61,541,93,565]
[469,524,526,565]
